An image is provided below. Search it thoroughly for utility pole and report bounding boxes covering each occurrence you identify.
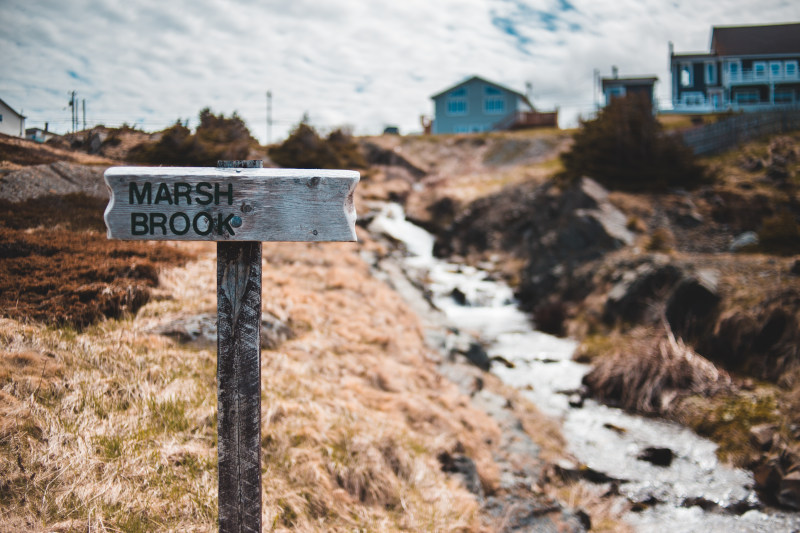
[82,99,86,130]
[266,90,273,145]
[68,91,77,133]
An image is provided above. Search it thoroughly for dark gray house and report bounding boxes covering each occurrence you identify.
[601,73,658,108]
[670,22,800,112]
[430,76,557,134]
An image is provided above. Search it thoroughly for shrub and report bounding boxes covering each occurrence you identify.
[130,108,257,166]
[560,93,708,191]
[269,122,366,169]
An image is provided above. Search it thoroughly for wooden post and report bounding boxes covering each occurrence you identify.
[103,162,358,533]
[217,160,262,533]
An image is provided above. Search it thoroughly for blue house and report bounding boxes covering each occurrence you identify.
[670,22,800,112]
[430,76,556,134]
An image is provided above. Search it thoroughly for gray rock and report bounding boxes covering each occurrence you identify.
[438,451,484,498]
[604,258,684,323]
[750,423,777,451]
[665,270,721,339]
[461,341,491,371]
[637,446,674,467]
[730,231,759,252]
[779,470,800,510]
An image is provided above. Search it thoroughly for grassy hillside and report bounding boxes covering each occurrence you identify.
[0,130,628,531]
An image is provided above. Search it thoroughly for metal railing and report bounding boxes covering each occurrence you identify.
[680,106,800,155]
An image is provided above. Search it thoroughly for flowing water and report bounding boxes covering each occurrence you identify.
[368,203,800,533]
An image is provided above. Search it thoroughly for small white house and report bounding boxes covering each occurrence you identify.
[0,97,25,137]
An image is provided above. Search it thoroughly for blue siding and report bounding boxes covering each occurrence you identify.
[432,78,522,134]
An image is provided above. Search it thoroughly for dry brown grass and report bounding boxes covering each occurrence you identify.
[583,326,733,414]
[0,237,507,531]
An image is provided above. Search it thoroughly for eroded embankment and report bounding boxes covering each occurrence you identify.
[424,133,800,510]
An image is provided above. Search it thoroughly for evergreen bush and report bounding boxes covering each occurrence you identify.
[560,94,708,191]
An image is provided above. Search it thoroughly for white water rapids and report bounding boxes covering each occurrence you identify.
[368,202,800,533]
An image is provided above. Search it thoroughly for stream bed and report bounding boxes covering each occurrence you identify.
[368,203,800,533]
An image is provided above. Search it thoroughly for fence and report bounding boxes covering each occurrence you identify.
[680,107,800,155]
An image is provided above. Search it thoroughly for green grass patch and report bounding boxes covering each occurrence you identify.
[94,434,124,460]
[679,389,779,465]
[148,396,190,433]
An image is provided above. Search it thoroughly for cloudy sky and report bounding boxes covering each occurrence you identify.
[2,0,798,143]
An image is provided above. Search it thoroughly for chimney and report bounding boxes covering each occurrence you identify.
[45,122,48,133]
[612,65,618,79]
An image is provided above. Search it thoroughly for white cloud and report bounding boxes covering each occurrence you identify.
[1,0,797,142]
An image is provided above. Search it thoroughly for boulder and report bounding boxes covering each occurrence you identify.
[438,451,483,498]
[750,424,777,451]
[778,470,800,510]
[665,270,721,340]
[603,258,683,323]
[637,446,674,467]
[730,231,759,252]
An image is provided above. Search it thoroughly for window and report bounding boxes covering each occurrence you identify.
[786,61,798,79]
[754,62,767,79]
[705,62,717,84]
[483,87,505,114]
[775,89,794,104]
[727,60,741,81]
[770,61,783,78]
[734,89,759,104]
[0,114,3,122]
[681,92,704,106]
[446,87,468,116]
[453,125,470,133]
[680,63,693,87]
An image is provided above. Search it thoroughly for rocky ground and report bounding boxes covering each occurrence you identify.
[413,130,800,510]
[0,133,617,531]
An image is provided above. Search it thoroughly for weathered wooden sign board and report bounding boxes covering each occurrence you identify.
[104,166,359,242]
[104,161,358,533]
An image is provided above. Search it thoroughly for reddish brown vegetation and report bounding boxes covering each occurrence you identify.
[0,194,191,329]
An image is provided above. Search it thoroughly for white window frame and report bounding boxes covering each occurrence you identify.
[769,61,783,79]
[786,60,798,79]
[753,61,767,80]
[680,62,693,87]
[681,91,705,106]
[734,89,759,104]
[446,88,468,116]
[708,89,724,109]
[726,60,742,82]
[774,88,795,104]
[705,61,717,84]
[483,87,506,115]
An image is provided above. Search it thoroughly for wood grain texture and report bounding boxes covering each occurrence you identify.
[104,166,359,242]
[217,160,262,533]
[218,241,262,533]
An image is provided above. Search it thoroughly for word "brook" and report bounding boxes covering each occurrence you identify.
[130,212,239,236]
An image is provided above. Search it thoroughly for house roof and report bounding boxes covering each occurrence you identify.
[671,52,715,61]
[601,76,658,89]
[431,75,533,107]
[711,22,800,56]
[0,96,25,119]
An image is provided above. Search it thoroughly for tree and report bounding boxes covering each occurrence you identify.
[560,93,708,191]
[268,122,366,169]
[130,109,257,166]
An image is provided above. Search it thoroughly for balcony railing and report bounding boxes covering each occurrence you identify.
[724,70,799,85]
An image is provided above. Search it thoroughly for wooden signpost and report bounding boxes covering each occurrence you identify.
[104,161,359,533]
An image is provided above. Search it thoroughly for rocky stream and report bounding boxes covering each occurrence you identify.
[366,202,800,533]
